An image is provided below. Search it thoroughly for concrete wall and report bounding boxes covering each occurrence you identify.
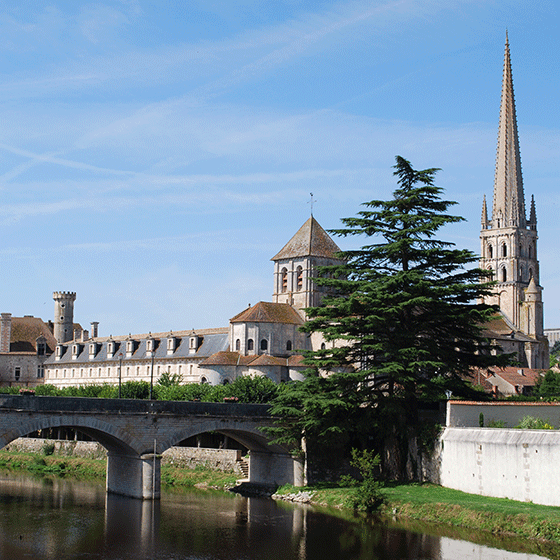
[440,427,560,506]
[447,401,560,429]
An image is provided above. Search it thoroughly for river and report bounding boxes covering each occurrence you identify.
[0,472,557,560]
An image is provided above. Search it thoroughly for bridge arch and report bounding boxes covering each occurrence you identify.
[0,416,141,456]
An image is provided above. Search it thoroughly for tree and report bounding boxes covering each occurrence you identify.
[269,156,509,477]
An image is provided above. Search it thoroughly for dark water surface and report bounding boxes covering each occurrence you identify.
[0,473,556,560]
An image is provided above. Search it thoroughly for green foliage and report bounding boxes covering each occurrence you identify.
[157,371,183,387]
[271,157,510,462]
[223,375,279,404]
[479,412,484,427]
[534,370,560,397]
[515,416,554,430]
[347,449,385,513]
[42,443,55,456]
[119,381,151,399]
[487,419,507,428]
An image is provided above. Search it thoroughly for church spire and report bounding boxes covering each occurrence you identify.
[491,33,526,228]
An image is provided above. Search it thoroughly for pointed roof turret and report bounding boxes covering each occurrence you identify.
[271,216,341,261]
[528,194,537,230]
[481,194,488,227]
[492,33,526,228]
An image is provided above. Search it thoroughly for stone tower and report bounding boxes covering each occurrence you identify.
[271,216,343,316]
[53,291,76,343]
[480,35,547,368]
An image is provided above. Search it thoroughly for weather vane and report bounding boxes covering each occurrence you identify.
[308,192,316,216]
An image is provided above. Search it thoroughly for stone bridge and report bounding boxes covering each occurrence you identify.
[0,395,303,499]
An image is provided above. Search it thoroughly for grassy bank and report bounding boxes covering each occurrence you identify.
[0,450,238,491]
[276,481,560,553]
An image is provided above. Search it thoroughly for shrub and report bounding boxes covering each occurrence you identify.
[346,449,385,513]
[515,416,554,430]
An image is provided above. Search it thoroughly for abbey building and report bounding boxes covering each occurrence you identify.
[40,217,343,388]
[479,35,549,369]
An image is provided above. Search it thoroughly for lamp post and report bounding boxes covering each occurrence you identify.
[118,352,123,399]
[150,351,155,400]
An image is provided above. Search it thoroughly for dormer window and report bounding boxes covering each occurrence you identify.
[167,336,176,354]
[189,335,199,354]
[107,341,115,357]
[126,339,136,357]
[36,340,46,356]
[89,343,97,358]
[55,345,65,359]
[72,344,80,359]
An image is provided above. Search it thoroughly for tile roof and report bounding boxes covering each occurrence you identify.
[230,302,304,324]
[200,351,307,367]
[271,216,342,261]
[7,316,57,354]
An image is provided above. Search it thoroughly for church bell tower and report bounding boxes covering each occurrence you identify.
[480,35,547,368]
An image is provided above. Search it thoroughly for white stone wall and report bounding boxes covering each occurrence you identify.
[440,427,560,506]
[0,354,44,387]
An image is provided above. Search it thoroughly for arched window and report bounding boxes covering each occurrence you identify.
[281,268,288,293]
[488,244,493,258]
[529,268,533,279]
[501,267,507,282]
[296,266,303,290]
[200,376,208,384]
[501,243,507,257]
[260,339,268,351]
[321,342,326,350]
[528,245,532,258]
[286,340,292,351]
[235,339,240,351]
[222,378,230,385]
[247,339,254,351]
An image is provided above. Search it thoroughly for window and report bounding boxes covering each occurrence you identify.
[260,339,268,351]
[286,340,292,351]
[201,376,208,384]
[296,266,303,290]
[281,268,288,293]
[235,339,240,351]
[37,365,44,379]
[321,342,326,350]
[222,378,230,385]
[247,339,254,351]
[488,244,493,258]
[501,243,507,257]
[37,342,46,356]
[501,267,507,282]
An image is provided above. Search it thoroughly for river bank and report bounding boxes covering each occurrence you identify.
[2,447,560,554]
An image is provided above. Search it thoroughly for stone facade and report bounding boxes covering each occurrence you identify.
[0,314,58,388]
[479,36,549,368]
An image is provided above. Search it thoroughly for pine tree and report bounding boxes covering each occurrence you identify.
[269,157,510,474]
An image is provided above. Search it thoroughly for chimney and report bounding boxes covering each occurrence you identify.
[91,321,99,338]
[0,313,12,353]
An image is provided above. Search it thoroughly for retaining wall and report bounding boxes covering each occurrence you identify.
[440,427,560,506]
[2,438,244,473]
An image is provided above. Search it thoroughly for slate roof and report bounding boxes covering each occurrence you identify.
[4,316,57,354]
[44,329,229,365]
[271,216,342,261]
[230,302,304,325]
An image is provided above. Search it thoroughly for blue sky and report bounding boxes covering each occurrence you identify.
[1,0,559,336]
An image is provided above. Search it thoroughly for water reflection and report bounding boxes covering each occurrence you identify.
[0,472,556,560]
